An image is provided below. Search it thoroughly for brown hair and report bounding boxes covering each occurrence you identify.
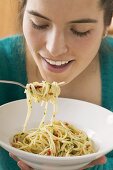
[100,0,113,26]
[19,0,113,26]
[18,0,27,24]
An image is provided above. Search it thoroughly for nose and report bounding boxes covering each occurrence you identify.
[46,29,68,57]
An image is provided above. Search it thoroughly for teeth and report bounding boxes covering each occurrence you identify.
[55,61,62,66]
[45,59,69,66]
[62,61,68,64]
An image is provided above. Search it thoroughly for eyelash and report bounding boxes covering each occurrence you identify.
[31,21,49,30]
[70,28,91,37]
[31,21,91,37]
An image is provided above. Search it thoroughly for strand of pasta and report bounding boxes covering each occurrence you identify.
[23,81,61,131]
[12,121,95,156]
[12,81,95,156]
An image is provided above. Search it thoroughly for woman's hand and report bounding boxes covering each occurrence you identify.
[9,153,33,170]
[80,156,107,169]
[9,153,106,170]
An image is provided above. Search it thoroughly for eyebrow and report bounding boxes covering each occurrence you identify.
[28,10,51,21]
[28,10,98,24]
[69,19,98,24]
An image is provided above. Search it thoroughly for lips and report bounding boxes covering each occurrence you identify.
[41,57,74,73]
[45,59,72,68]
[44,58,70,66]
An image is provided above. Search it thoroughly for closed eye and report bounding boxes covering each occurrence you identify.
[70,28,91,37]
[31,21,49,30]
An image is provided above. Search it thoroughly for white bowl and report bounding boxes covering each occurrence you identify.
[0,98,113,170]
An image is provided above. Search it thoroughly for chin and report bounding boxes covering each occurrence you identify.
[41,72,73,84]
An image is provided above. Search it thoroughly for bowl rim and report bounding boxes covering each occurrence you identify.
[0,139,113,162]
[0,98,113,161]
[0,97,112,114]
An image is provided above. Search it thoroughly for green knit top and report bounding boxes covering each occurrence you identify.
[0,35,113,170]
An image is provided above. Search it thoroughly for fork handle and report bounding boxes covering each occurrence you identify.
[0,80,26,89]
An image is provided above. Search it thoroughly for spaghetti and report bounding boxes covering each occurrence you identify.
[23,81,62,131]
[12,81,95,156]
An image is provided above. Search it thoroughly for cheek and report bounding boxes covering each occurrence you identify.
[23,17,45,51]
[70,31,102,58]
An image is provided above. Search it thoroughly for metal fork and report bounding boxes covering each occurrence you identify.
[0,80,26,89]
[0,80,65,89]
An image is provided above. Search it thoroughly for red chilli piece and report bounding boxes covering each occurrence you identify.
[65,122,69,126]
[47,150,51,155]
[35,85,42,89]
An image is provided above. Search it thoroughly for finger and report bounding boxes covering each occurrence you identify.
[9,153,19,162]
[80,156,107,170]
[90,156,107,165]
[17,161,33,170]
[9,153,33,170]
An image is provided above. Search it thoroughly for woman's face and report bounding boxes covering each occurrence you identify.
[23,0,104,83]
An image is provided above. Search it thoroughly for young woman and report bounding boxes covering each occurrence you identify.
[0,0,113,169]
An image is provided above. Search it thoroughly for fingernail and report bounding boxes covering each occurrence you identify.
[90,165,94,168]
[17,161,24,169]
[9,153,13,158]
[9,153,15,160]
[102,157,107,164]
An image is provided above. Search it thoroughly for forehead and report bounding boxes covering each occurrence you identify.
[26,0,103,21]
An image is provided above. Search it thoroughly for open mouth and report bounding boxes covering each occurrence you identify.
[41,57,74,73]
[45,58,72,67]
